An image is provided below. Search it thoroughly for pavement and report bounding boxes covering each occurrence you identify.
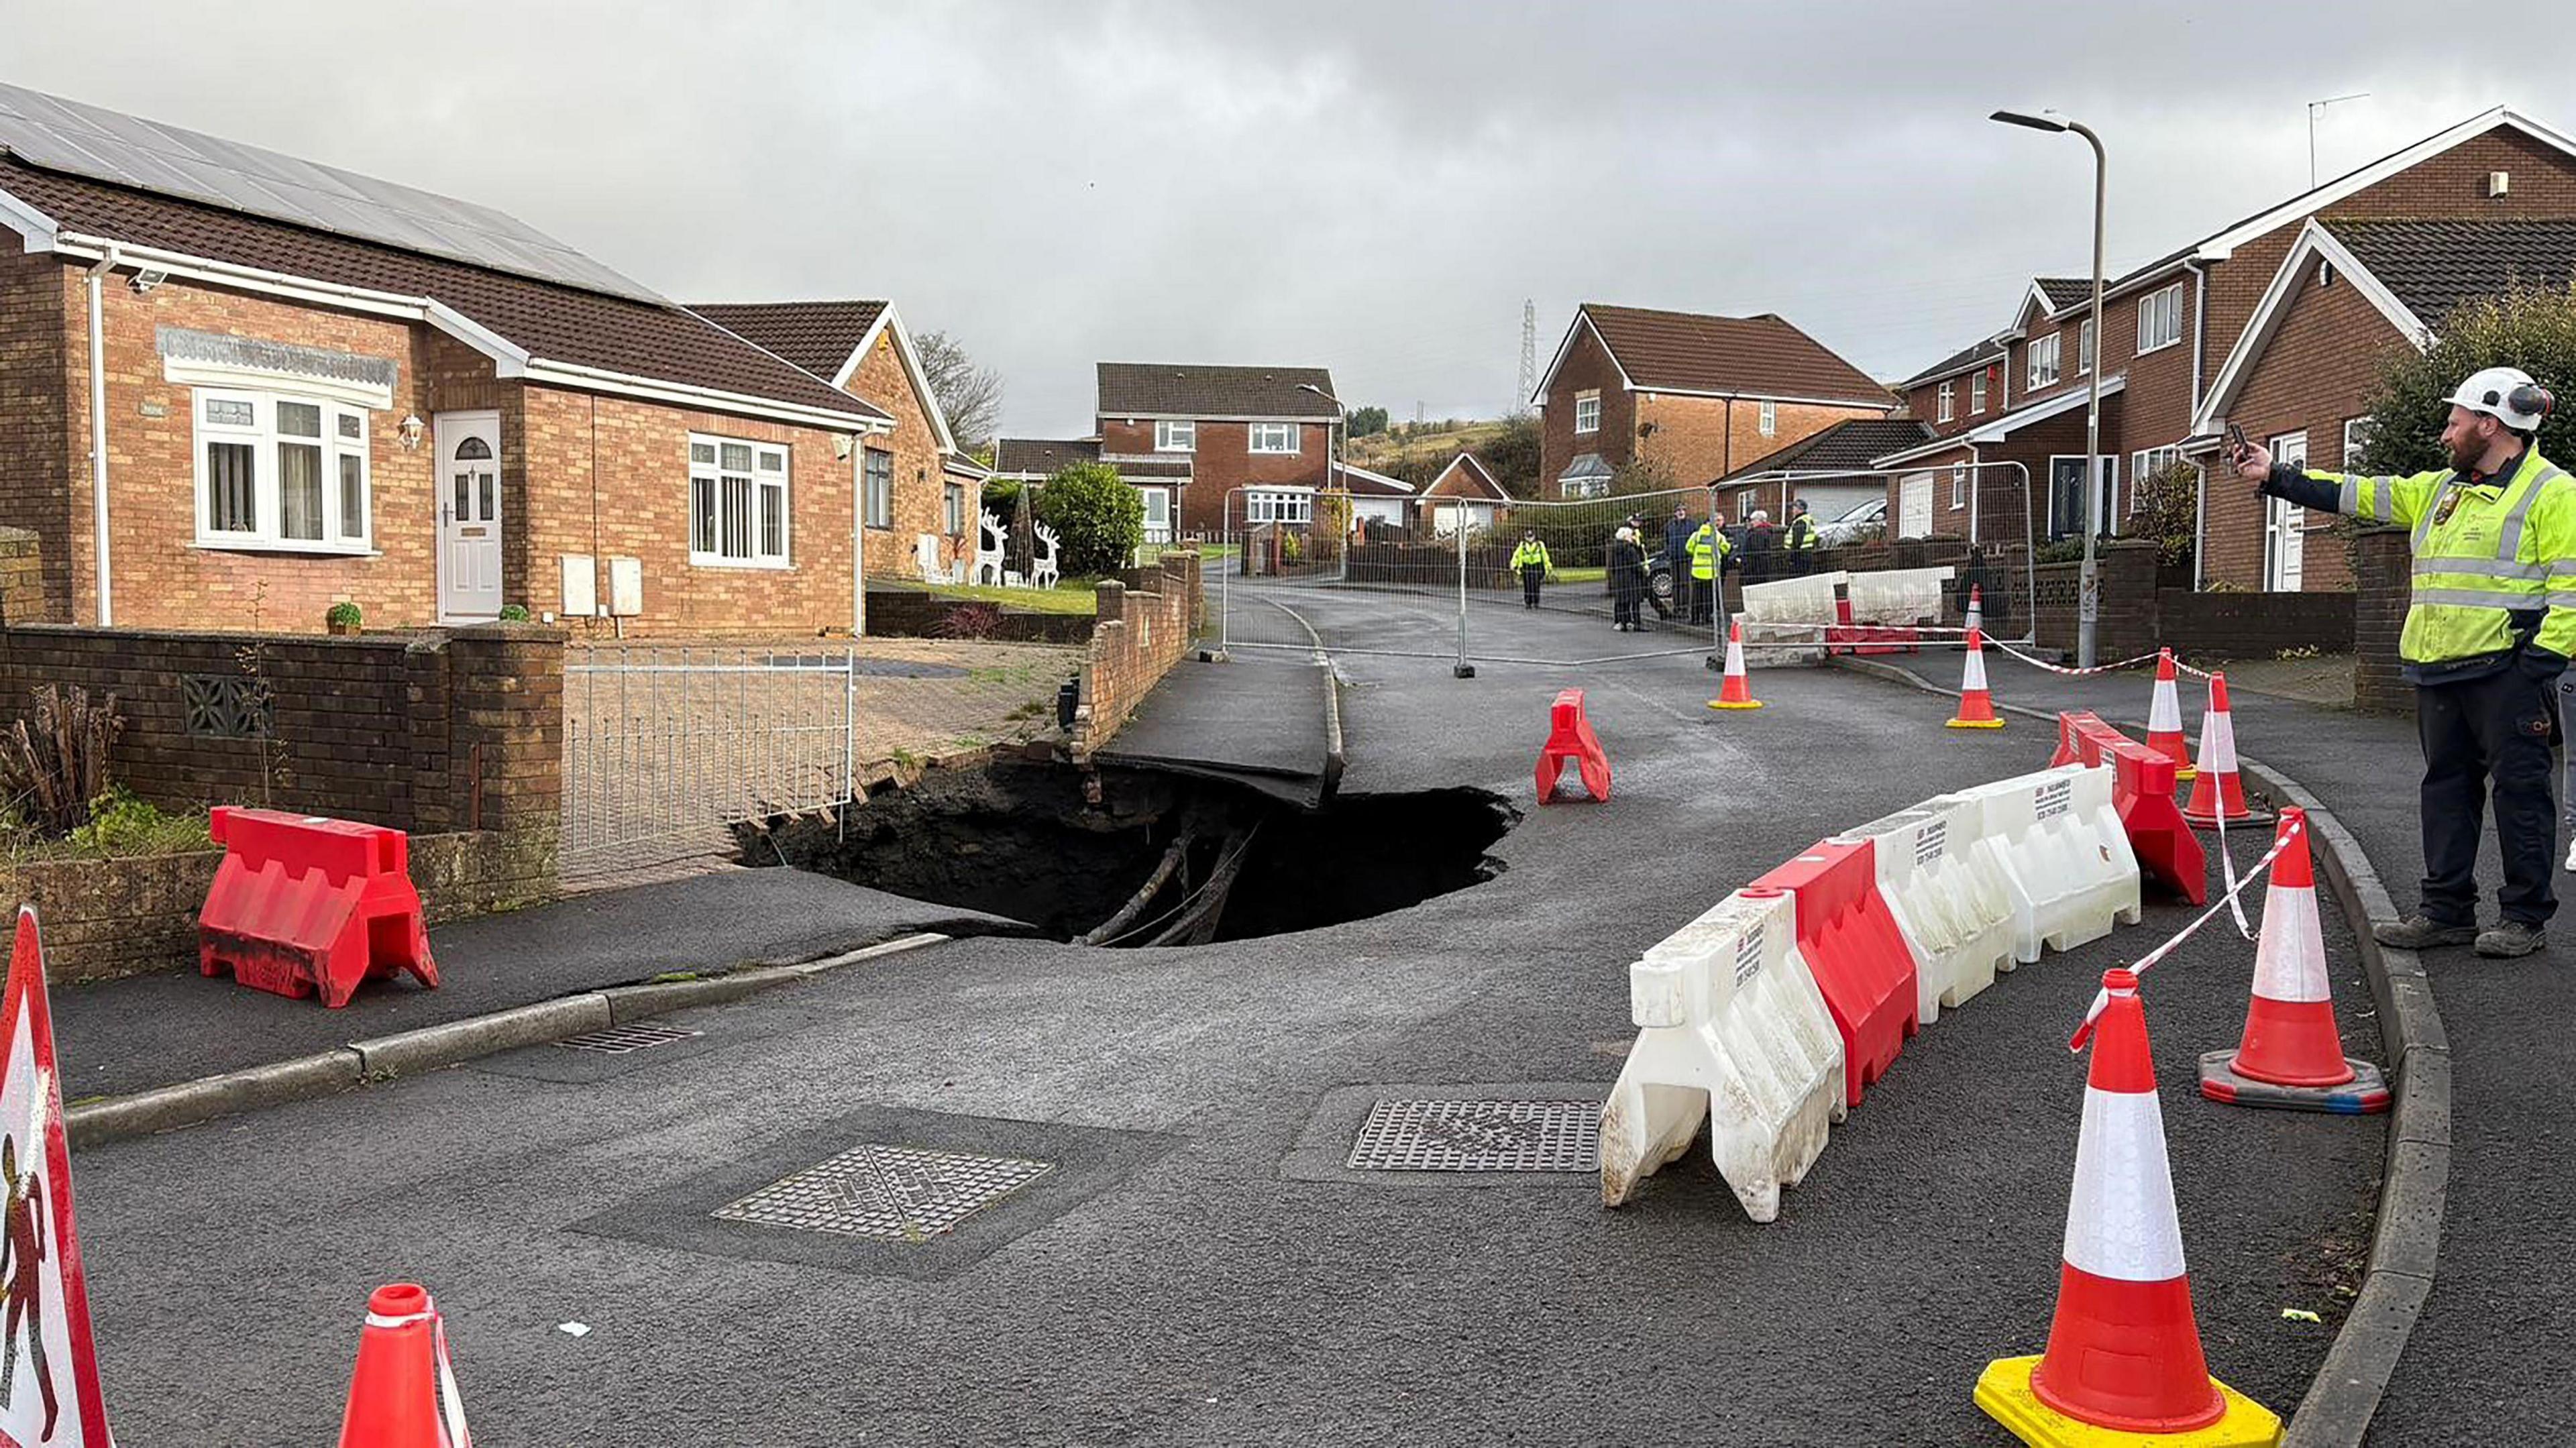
[66,595,2386,1445]
[1095,656,1340,805]
[57,868,1029,1103]
[1872,644,2571,1445]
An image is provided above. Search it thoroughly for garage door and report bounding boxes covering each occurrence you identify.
[1899,474,1934,539]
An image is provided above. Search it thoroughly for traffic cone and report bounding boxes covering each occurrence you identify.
[1966,584,1983,633]
[339,1284,473,1448]
[1708,617,1764,710]
[1976,969,2282,1447]
[2146,649,2197,780]
[2199,810,2390,1113]
[1947,628,2004,729]
[2182,674,2266,827]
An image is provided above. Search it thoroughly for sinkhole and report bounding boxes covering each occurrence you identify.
[752,762,1519,946]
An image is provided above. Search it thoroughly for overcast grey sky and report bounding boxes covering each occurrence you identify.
[5,2,2564,434]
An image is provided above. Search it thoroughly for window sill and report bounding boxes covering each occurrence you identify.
[190,539,381,559]
[688,556,794,571]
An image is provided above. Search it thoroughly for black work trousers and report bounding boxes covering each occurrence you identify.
[2418,667,2559,927]
[1519,565,1544,608]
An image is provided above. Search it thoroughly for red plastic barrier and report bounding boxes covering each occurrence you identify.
[199,807,438,1008]
[1536,688,1611,803]
[1750,840,1919,1106]
[2056,712,2205,905]
[1825,592,1917,656]
[2049,712,2083,768]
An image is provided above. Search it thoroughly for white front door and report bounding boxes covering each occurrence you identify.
[436,411,504,620]
[1138,486,1173,543]
[2265,431,2309,590]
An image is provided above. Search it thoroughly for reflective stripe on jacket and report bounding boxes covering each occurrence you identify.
[1786,516,1818,551]
[1686,523,1724,579]
[1510,540,1552,570]
[2303,449,2576,665]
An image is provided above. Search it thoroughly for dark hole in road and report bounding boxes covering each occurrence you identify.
[751,761,1517,946]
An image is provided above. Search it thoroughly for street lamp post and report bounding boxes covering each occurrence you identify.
[1296,382,1350,583]
[1992,108,2107,667]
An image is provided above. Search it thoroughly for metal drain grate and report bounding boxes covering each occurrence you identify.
[556,1022,704,1054]
[1346,1099,1600,1172]
[711,1144,1055,1241]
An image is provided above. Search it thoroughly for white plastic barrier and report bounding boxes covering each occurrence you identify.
[1955,763,2142,962]
[1600,888,1847,1222]
[1844,565,1955,626]
[1741,571,1847,626]
[1838,791,2019,1025]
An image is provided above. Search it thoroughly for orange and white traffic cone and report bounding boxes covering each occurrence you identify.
[2199,809,2390,1113]
[339,1284,472,1448]
[2146,649,2196,780]
[2182,673,2265,827]
[1946,627,2004,729]
[1977,969,2282,1445]
[1965,584,1983,634]
[1708,616,1764,710]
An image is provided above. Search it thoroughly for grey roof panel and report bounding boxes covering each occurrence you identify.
[0,80,661,302]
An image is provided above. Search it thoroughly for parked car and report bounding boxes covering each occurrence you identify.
[1813,496,1886,547]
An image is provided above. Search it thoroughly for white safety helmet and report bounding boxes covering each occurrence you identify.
[2448,366,2557,431]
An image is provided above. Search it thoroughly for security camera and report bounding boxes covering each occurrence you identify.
[128,269,168,294]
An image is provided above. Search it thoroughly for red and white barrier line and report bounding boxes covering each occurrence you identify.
[2068,815,2304,1051]
[1983,636,2218,680]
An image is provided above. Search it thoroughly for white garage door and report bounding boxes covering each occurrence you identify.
[1898,474,1934,539]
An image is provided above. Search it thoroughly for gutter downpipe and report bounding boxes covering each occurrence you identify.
[85,245,121,626]
[2188,258,2209,590]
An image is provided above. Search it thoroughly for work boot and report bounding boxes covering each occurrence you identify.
[2476,920,2547,958]
[2565,836,2576,873]
[2372,914,2477,950]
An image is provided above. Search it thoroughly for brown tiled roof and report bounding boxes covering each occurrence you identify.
[1898,336,2009,389]
[993,437,1100,476]
[690,300,886,381]
[1578,304,1890,407]
[1715,419,1934,482]
[1096,363,1338,419]
[1332,461,1413,497]
[2034,277,2094,313]
[1424,453,1509,501]
[0,158,884,424]
[2323,217,2576,326]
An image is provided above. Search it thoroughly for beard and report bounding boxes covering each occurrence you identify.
[2448,433,2487,471]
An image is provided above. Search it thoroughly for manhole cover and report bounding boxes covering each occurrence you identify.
[1346,1099,1600,1172]
[557,1022,703,1054]
[711,1144,1055,1241]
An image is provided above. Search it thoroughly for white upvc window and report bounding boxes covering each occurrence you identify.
[2129,445,2184,514]
[1758,400,1777,436]
[1155,420,1196,453]
[945,482,967,536]
[689,433,792,567]
[1937,381,1955,423]
[2078,318,2096,375]
[2137,282,2184,353]
[1970,370,1987,414]
[1737,488,1758,516]
[1248,421,1300,455]
[1950,465,1968,510]
[191,388,372,553]
[2343,416,2374,467]
[1562,476,1609,500]
[1244,490,1312,524]
[2028,333,2062,390]
[1573,391,1601,434]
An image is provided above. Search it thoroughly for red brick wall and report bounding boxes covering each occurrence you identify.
[841,329,961,575]
[1071,551,1202,759]
[1537,321,1633,496]
[1902,359,2009,440]
[1638,395,1885,486]
[0,252,73,623]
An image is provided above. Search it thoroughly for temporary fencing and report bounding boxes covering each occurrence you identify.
[1954,764,2143,962]
[1841,795,2019,1025]
[1599,887,1847,1222]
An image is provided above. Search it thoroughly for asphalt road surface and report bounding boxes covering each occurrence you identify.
[74,597,2381,1445]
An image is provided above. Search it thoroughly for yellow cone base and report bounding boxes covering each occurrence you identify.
[2176,765,2199,780]
[1974,1356,2282,1448]
[1946,716,2006,730]
[1707,699,1765,711]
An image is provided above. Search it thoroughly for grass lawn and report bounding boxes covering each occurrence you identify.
[1550,565,1606,585]
[913,580,1100,615]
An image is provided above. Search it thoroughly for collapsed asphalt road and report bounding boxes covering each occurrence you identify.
[72,598,2380,1445]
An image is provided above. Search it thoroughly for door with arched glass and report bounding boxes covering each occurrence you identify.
[435,410,504,620]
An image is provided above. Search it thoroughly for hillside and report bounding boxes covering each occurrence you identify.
[1344,414,1538,494]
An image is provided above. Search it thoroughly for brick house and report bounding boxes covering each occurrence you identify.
[1531,303,1894,500]
[1092,363,1339,540]
[2192,217,2576,590]
[688,300,974,576]
[0,82,911,636]
[1876,106,2576,589]
[1419,453,1511,533]
[1714,416,1933,528]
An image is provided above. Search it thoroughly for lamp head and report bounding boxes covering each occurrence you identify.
[1990,109,2070,133]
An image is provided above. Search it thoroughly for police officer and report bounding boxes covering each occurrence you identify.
[2235,366,2576,957]
[1509,530,1553,610]
[1686,512,1730,624]
[1784,499,1821,575]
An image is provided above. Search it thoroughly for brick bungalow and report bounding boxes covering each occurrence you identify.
[1419,453,1511,533]
[688,300,974,577]
[2191,216,2576,590]
[1714,416,1934,529]
[0,82,906,636]
[1092,363,1339,539]
[1531,303,1894,500]
[1878,106,2576,588]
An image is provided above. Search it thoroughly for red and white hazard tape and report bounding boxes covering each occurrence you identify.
[1985,636,2217,680]
[2068,815,2304,1050]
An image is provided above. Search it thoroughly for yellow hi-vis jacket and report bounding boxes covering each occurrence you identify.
[1509,539,1552,570]
[1687,523,1728,579]
[2289,447,2576,668]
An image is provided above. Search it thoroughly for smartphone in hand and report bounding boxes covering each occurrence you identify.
[2226,422,2250,465]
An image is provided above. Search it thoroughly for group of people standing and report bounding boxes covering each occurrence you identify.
[1508,496,1825,632]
